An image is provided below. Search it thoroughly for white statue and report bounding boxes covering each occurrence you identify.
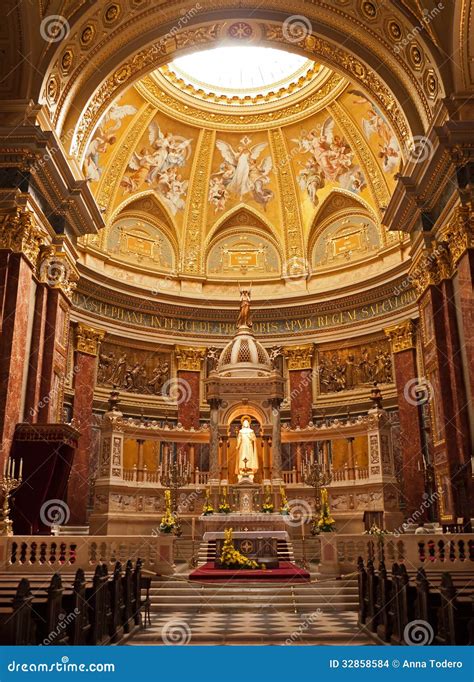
[236,417,258,480]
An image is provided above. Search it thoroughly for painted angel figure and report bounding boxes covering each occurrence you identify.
[145,122,192,185]
[83,100,137,181]
[211,136,273,206]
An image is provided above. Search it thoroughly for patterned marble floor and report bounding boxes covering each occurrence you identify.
[126,609,374,646]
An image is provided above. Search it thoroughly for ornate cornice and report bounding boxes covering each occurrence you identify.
[175,346,207,371]
[75,322,105,356]
[384,319,416,354]
[0,209,48,267]
[409,238,457,298]
[284,344,314,370]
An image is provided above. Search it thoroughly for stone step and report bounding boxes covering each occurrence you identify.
[151,602,358,612]
[148,586,358,596]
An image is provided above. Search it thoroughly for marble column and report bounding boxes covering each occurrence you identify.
[208,398,221,483]
[271,398,283,482]
[410,246,472,525]
[67,323,104,526]
[0,210,47,465]
[175,346,206,429]
[385,319,426,516]
[283,344,314,428]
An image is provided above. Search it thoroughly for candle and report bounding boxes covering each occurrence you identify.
[8,457,12,478]
[19,459,23,479]
[3,456,6,477]
[191,516,195,542]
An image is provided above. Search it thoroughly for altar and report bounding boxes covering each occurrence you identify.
[205,530,288,561]
[200,513,287,532]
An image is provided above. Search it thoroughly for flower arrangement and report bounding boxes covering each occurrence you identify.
[219,528,258,569]
[218,487,231,514]
[279,485,290,515]
[159,490,176,533]
[364,523,389,537]
[316,488,336,532]
[202,487,214,516]
[261,486,274,513]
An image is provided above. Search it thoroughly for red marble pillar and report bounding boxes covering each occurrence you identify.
[455,249,474,401]
[67,324,104,526]
[283,345,314,428]
[175,347,206,429]
[0,251,35,463]
[416,276,471,524]
[23,284,48,423]
[385,320,426,516]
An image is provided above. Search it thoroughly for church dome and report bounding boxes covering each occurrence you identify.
[217,326,272,377]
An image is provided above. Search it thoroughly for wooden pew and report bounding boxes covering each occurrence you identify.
[0,578,36,645]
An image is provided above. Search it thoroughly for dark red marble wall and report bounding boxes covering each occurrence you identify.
[177,370,201,429]
[288,369,313,428]
[392,348,426,516]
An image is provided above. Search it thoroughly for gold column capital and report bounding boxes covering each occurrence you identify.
[37,243,80,300]
[75,323,105,356]
[384,319,417,353]
[0,209,48,267]
[441,206,474,265]
[175,346,207,371]
[283,344,314,370]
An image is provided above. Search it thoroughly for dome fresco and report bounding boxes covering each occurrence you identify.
[78,45,406,292]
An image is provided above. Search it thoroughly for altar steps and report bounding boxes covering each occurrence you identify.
[197,538,295,565]
[148,576,359,612]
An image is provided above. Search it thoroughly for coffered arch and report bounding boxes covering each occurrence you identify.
[33,2,449,150]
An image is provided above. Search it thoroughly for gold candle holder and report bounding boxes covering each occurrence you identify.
[0,457,23,536]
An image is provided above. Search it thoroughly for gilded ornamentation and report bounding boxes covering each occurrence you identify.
[384,319,416,354]
[95,104,155,222]
[75,323,105,356]
[175,346,206,371]
[284,344,314,370]
[318,340,393,393]
[182,128,215,274]
[269,128,304,259]
[329,101,391,214]
[409,240,455,297]
[137,71,345,132]
[442,206,474,265]
[97,342,171,395]
[262,23,414,143]
[37,245,80,299]
[0,210,48,266]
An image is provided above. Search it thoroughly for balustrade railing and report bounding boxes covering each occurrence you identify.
[122,467,209,486]
[282,465,369,485]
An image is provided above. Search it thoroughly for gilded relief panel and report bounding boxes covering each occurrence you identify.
[107,217,175,271]
[98,341,171,395]
[317,339,393,394]
[313,215,380,267]
[207,232,280,277]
